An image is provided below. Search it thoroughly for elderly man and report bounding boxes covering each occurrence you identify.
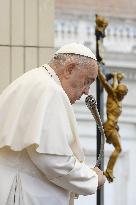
[0,43,105,205]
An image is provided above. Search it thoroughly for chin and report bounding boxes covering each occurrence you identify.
[71,101,75,104]
[70,99,76,104]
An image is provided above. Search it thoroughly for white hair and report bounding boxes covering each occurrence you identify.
[49,53,95,69]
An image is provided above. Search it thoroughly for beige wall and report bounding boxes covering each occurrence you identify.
[0,0,54,92]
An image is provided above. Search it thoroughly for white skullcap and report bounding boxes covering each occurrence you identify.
[55,43,97,61]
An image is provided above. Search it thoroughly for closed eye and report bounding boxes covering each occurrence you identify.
[84,78,95,86]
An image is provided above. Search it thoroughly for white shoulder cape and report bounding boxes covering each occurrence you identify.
[0,65,84,162]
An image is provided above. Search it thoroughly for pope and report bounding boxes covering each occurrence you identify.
[0,43,105,205]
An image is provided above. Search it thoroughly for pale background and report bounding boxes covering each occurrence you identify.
[0,0,136,204]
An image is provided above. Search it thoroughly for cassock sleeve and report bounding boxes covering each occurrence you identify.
[27,146,98,195]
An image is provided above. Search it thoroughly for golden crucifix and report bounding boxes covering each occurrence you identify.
[98,68,128,182]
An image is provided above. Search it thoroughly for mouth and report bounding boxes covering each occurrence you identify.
[71,96,82,104]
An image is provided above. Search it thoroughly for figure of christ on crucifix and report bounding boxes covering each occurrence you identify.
[98,68,128,182]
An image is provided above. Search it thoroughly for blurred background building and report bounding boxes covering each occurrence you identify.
[0,0,54,92]
[55,1,136,204]
[0,0,136,204]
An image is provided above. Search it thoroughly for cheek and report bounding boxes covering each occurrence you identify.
[71,79,84,90]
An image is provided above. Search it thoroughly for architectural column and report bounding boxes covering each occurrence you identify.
[0,0,54,93]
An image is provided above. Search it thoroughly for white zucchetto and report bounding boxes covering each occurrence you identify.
[55,43,97,61]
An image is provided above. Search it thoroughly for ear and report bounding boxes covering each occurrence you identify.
[63,63,76,79]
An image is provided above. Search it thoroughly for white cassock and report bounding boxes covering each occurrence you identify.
[0,65,98,205]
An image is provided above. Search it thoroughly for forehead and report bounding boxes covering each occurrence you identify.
[83,60,98,78]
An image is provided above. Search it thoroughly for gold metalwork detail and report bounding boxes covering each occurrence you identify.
[95,14,108,37]
[95,14,108,63]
